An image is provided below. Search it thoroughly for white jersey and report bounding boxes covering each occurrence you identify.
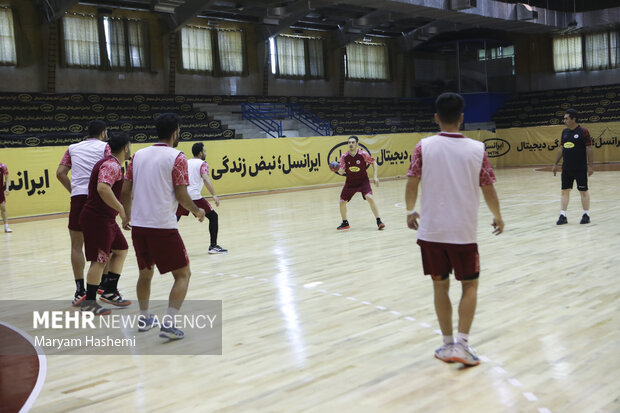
[65,139,109,197]
[129,144,185,229]
[417,133,486,244]
[187,158,208,200]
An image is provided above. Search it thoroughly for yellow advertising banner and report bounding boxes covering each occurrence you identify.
[1,133,425,218]
[484,122,620,167]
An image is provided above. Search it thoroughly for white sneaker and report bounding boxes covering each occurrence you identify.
[434,343,455,363]
[451,342,480,366]
[4,226,11,233]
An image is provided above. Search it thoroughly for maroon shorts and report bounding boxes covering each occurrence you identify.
[176,198,213,216]
[68,195,88,231]
[0,190,5,204]
[417,239,480,281]
[131,226,189,274]
[80,214,128,263]
[340,180,373,202]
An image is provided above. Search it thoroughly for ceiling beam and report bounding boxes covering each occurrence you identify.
[41,0,80,21]
[167,0,218,31]
[335,9,391,48]
[258,0,312,40]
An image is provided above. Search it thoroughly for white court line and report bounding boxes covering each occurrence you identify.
[0,321,48,413]
[494,366,507,375]
[375,305,387,311]
[346,297,357,301]
[509,378,523,387]
[390,310,401,316]
[404,316,416,322]
[419,322,431,328]
[523,392,539,402]
[331,292,342,297]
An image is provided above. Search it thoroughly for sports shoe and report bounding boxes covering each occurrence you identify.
[450,342,480,366]
[159,325,184,340]
[377,221,385,230]
[580,213,590,224]
[72,290,86,306]
[99,290,132,307]
[208,245,228,254]
[556,215,567,225]
[337,221,350,230]
[138,314,156,332]
[434,343,455,363]
[80,300,111,316]
[4,226,12,233]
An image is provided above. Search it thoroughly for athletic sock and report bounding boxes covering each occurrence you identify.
[86,283,99,301]
[163,307,179,328]
[342,219,349,225]
[105,272,121,293]
[443,335,454,345]
[583,210,590,216]
[99,273,109,291]
[206,210,218,246]
[75,279,85,293]
[456,332,469,346]
[140,309,150,318]
[560,210,567,217]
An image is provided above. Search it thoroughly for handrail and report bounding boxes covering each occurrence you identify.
[289,103,331,136]
[241,103,331,138]
[241,103,283,138]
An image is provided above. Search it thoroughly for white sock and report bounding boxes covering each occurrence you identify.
[560,210,567,217]
[583,210,589,216]
[457,332,469,346]
[4,223,8,229]
[163,307,179,327]
[443,335,454,345]
[140,309,150,318]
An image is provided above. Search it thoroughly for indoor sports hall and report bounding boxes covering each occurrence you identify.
[1,1,619,412]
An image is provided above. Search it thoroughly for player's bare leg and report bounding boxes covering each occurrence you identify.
[365,195,385,229]
[160,266,191,340]
[1,203,10,232]
[579,190,590,210]
[452,279,480,366]
[69,230,85,280]
[337,200,350,230]
[432,276,455,363]
[136,266,157,332]
[561,189,570,211]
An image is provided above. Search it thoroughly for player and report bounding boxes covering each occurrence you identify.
[122,113,206,340]
[1,162,11,233]
[78,133,132,315]
[334,136,385,230]
[405,92,504,366]
[552,108,593,225]
[56,120,110,306]
[176,142,227,254]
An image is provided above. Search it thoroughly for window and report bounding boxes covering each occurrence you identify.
[585,32,609,70]
[181,26,213,72]
[102,17,147,70]
[611,31,620,68]
[217,29,243,75]
[0,6,17,65]
[63,14,101,67]
[345,41,389,80]
[553,35,582,72]
[270,34,325,78]
[478,44,515,75]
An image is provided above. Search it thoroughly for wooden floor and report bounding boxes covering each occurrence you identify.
[2,167,620,413]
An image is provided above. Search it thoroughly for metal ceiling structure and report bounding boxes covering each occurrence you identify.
[37,0,620,49]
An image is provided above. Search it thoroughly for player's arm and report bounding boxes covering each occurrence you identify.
[371,160,379,185]
[121,180,133,229]
[175,185,205,221]
[56,164,72,193]
[481,184,504,235]
[552,147,563,176]
[586,145,594,176]
[97,182,125,219]
[405,176,420,230]
[202,173,219,207]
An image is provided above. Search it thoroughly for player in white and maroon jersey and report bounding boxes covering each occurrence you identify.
[56,120,110,306]
[176,142,227,254]
[78,133,132,315]
[122,113,206,340]
[405,92,504,367]
[0,162,11,233]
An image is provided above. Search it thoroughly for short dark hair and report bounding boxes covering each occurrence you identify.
[156,113,181,140]
[435,92,465,124]
[348,135,359,143]
[192,142,204,156]
[565,108,578,121]
[108,132,131,152]
[88,120,107,138]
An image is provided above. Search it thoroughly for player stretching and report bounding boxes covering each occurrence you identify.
[335,136,385,231]
[56,120,110,306]
[79,133,132,314]
[176,142,227,254]
[122,113,205,339]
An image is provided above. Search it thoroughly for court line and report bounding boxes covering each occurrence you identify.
[0,321,48,413]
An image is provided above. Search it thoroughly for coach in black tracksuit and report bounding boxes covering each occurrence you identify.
[552,109,593,225]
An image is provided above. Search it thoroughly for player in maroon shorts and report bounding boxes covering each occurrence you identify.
[176,142,227,254]
[335,136,385,230]
[0,162,12,233]
[56,120,110,305]
[78,133,132,315]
